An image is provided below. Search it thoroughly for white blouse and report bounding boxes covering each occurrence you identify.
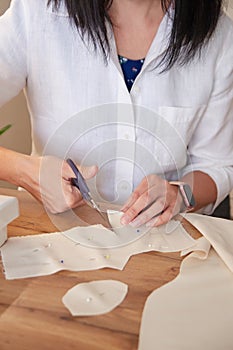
[0,0,233,210]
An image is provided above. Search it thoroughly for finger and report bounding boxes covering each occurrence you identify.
[68,196,86,209]
[63,180,85,209]
[121,176,156,211]
[129,198,165,227]
[121,189,158,225]
[80,164,98,180]
[63,161,98,180]
[121,190,141,212]
[146,207,174,227]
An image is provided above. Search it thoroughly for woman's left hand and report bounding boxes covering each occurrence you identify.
[120,174,183,227]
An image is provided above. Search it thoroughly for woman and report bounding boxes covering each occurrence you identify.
[0,0,232,227]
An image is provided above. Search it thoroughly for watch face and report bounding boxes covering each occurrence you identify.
[183,184,196,208]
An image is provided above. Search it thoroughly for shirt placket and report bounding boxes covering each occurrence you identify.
[106,13,172,201]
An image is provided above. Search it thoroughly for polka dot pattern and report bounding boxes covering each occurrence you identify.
[119,55,145,91]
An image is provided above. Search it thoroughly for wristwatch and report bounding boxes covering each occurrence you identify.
[169,181,195,211]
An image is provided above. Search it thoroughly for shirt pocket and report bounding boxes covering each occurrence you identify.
[153,105,206,171]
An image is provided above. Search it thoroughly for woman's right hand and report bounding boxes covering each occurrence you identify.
[18,154,98,214]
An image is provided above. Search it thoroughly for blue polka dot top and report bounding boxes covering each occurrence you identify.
[118,55,145,91]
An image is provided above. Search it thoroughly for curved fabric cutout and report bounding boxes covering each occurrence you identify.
[139,248,233,350]
[62,280,128,316]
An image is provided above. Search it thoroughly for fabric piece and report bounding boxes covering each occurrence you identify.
[181,236,211,259]
[63,210,150,248]
[183,213,233,272]
[0,227,7,248]
[138,248,233,350]
[0,233,130,280]
[0,218,196,280]
[62,280,128,316]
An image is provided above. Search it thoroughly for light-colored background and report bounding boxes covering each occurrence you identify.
[0,0,31,189]
[0,0,233,217]
[0,0,32,149]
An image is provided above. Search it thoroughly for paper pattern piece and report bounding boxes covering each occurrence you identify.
[62,280,128,316]
[139,248,233,350]
[0,218,196,280]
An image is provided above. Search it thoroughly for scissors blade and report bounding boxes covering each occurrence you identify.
[67,158,108,222]
[89,198,108,222]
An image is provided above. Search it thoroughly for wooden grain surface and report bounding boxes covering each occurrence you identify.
[0,188,201,350]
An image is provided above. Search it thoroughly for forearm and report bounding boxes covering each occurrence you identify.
[181,171,217,212]
[0,147,29,187]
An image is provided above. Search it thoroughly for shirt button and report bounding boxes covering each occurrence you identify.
[118,180,130,191]
[124,134,130,140]
[134,86,140,93]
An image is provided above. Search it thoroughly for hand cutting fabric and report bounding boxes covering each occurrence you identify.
[120,174,182,227]
[17,154,98,214]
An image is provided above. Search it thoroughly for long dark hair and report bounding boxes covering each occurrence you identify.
[48,0,223,71]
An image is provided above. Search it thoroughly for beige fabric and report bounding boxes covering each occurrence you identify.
[0,233,130,279]
[139,214,233,350]
[0,227,7,248]
[183,213,233,272]
[62,210,149,248]
[62,211,185,249]
[0,216,195,280]
[139,248,233,350]
[181,236,211,259]
[62,280,128,316]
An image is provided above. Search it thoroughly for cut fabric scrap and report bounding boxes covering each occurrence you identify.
[0,217,196,280]
[139,248,233,350]
[183,213,233,272]
[62,280,128,316]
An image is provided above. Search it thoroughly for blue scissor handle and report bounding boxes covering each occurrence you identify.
[66,158,90,201]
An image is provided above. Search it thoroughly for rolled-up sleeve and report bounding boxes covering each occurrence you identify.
[0,0,27,107]
[181,27,233,214]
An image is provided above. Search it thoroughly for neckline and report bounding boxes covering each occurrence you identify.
[118,55,145,63]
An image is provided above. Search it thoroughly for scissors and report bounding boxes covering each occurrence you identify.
[66,158,106,221]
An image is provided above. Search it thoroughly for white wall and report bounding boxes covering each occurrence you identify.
[0,0,31,188]
[0,0,31,156]
[227,0,233,18]
[0,0,10,14]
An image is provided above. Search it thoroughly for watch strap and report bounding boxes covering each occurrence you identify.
[169,181,195,211]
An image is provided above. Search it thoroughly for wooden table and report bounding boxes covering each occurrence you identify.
[0,188,201,350]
